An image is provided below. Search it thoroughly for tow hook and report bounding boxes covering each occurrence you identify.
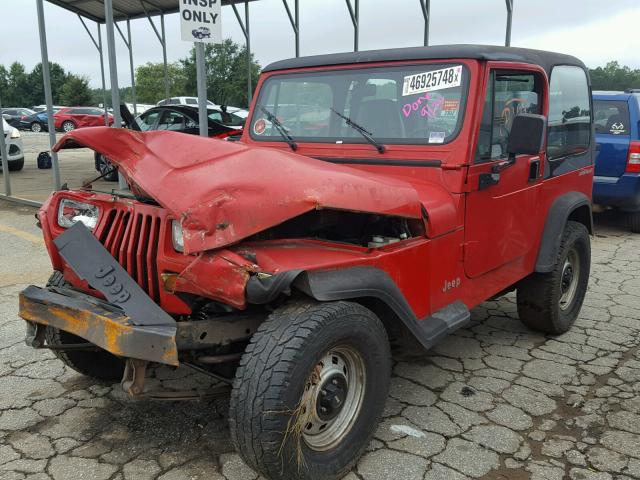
[121,358,148,397]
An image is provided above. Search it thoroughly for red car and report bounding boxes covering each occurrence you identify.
[20,45,594,480]
[53,107,113,132]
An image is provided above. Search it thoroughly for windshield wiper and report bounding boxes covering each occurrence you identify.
[259,106,297,151]
[330,108,385,154]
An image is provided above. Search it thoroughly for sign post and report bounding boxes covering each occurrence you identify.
[180,0,222,138]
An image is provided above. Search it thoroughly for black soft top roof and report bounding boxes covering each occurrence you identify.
[263,44,587,77]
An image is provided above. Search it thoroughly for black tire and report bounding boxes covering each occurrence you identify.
[94,152,118,182]
[517,221,590,334]
[229,300,391,480]
[61,120,76,133]
[628,212,640,233]
[8,158,24,172]
[44,271,126,382]
[30,122,42,133]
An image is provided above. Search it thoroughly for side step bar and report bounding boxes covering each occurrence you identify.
[415,301,471,350]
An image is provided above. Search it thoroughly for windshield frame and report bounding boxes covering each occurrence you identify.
[248,61,470,147]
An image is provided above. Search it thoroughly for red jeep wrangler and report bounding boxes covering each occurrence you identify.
[19,45,594,480]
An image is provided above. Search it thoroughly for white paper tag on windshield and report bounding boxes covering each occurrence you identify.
[428,131,446,144]
[402,65,463,96]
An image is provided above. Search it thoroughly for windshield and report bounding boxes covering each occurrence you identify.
[250,63,468,145]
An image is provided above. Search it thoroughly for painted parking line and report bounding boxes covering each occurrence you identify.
[0,223,44,245]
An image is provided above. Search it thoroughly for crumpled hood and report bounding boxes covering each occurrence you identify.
[54,127,423,254]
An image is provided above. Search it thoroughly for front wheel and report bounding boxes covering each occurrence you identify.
[229,301,391,480]
[31,122,42,133]
[517,221,590,334]
[44,271,125,382]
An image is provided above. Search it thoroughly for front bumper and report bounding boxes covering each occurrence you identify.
[19,285,178,366]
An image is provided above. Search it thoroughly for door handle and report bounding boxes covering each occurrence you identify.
[528,158,540,182]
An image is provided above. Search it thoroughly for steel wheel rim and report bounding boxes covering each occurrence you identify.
[559,248,580,311]
[301,345,366,451]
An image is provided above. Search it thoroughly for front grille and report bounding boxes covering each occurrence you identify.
[98,209,162,302]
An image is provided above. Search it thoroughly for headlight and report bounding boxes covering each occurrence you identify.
[172,220,184,252]
[57,199,100,231]
[10,128,20,139]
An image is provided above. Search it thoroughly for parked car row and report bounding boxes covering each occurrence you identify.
[94,103,246,180]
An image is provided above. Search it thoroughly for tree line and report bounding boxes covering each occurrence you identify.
[0,62,93,107]
[1,49,637,110]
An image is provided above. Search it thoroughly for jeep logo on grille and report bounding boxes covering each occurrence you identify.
[94,265,131,303]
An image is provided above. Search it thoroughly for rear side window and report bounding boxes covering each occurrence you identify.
[594,100,630,135]
[547,66,591,160]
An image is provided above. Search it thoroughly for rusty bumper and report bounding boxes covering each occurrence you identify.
[19,285,178,366]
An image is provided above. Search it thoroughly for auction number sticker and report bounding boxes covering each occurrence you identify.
[402,65,463,96]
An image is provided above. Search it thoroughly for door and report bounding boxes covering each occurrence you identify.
[593,99,631,178]
[464,66,546,278]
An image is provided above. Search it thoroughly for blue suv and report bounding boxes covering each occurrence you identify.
[593,90,640,232]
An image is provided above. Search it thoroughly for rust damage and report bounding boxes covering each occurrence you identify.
[19,286,178,366]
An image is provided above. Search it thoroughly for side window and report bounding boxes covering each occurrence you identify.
[136,111,160,131]
[157,111,187,131]
[594,100,630,135]
[185,98,197,105]
[547,66,591,160]
[475,71,542,162]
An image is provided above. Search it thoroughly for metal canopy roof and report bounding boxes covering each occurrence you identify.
[45,0,258,24]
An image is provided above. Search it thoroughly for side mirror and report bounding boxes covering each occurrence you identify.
[507,114,547,158]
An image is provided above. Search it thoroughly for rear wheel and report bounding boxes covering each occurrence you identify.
[628,212,640,233]
[30,122,42,133]
[44,271,125,382]
[229,300,391,480]
[517,221,590,334]
[61,120,76,133]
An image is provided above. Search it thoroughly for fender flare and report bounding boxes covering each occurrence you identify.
[246,266,469,350]
[535,191,593,273]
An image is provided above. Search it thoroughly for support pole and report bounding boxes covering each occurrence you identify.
[139,1,169,102]
[505,0,513,47]
[231,2,253,106]
[79,16,109,125]
[282,0,300,57]
[116,20,138,115]
[161,14,170,102]
[127,21,137,114]
[245,1,252,104]
[345,0,359,52]
[98,27,109,125]
[419,0,430,46]
[36,0,61,191]
[104,0,126,189]
[0,96,11,197]
[195,43,208,138]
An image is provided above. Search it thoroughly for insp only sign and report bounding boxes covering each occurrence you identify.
[180,0,221,43]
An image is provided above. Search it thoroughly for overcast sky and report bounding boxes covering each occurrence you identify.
[1,0,639,90]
